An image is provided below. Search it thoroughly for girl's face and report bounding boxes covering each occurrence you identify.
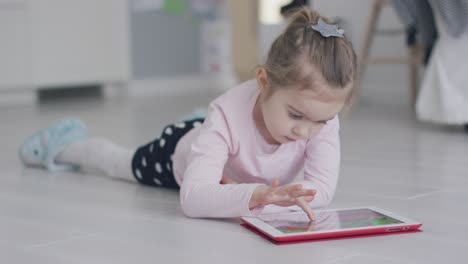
[254,69,349,145]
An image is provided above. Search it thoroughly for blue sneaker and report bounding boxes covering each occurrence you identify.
[19,118,88,172]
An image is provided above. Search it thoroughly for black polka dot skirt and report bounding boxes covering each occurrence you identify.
[131,118,204,189]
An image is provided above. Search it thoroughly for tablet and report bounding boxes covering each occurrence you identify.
[241,206,422,242]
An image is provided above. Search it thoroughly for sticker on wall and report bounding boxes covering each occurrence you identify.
[132,0,188,16]
[132,0,164,12]
[162,0,187,16]
[189,0,223,20]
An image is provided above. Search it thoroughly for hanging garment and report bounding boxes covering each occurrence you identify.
[429,0,468,38]
[416,10,468,125]
[391,0,438,64]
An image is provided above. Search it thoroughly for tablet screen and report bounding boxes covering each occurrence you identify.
[260,208,403,234]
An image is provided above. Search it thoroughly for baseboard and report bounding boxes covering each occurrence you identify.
[0,75,239,105]
[0,88,36,106]
[128,74,238,97]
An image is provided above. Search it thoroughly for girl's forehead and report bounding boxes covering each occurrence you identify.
[279,87,346,119]
[287,85,345,103]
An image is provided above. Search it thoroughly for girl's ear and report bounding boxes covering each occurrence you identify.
[256,67,268,93]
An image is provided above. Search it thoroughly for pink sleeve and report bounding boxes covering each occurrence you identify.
[179,104,264,218]
[297,115,341,208]
[257,116,341,215]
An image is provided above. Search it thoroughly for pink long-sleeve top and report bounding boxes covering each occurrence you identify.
[173,80,341,218]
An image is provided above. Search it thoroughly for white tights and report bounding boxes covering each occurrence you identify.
[56,138,136,182]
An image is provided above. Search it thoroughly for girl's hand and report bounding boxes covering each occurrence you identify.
[249,180,316,221]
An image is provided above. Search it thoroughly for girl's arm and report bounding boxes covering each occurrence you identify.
[253,116,340,216]
[298,115,341,208]
[180,106,336,218]
[179,105,264,218]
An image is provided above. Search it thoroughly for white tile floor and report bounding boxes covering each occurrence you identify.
[1,89,467,263]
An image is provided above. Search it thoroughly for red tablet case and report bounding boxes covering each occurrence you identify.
[241,222,423,245]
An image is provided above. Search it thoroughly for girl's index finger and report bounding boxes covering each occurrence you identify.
[296,197,315,221]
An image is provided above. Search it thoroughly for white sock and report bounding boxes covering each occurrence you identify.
[56,137,136,182]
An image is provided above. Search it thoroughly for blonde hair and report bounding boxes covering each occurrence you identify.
[262,8,358,100]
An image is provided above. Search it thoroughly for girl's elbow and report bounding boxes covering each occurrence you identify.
[319,188,336,207]
[181,203,199,218]
[180,195,200,218]
[179,184,204,218]
[322,197,334,207]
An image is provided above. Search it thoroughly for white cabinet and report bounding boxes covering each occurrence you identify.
[0,0,129,94]
[29,0,129,87]
[0,1,31,88]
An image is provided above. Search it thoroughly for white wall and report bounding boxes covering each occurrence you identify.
[130,9,201,79]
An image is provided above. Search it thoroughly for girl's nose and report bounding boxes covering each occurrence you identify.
[293,126,309,138]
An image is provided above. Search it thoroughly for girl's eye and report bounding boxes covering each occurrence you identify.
[289,112,303,120]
